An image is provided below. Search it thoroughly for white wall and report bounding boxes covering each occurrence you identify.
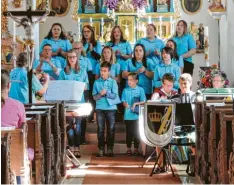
[220,0,234,87]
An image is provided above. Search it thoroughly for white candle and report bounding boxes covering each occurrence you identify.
[107,8,110,15]
[159,16,162,23]
[90,17,92,23]
[78,17,80,24]
[204,26,209,37]
[13,21,16,42]
[170,16,173,23]
[32,0,36,10]
[148,16,151,24]
[101,17,104,24]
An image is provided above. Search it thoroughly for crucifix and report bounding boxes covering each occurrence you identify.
[3,1,56,103]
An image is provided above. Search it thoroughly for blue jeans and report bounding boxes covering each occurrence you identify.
[67,116,82,147]
[96,110,116,149]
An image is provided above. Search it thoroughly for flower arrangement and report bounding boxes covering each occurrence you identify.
[132,0,147,9]
[105,0,119,10]
[198,64,229,88]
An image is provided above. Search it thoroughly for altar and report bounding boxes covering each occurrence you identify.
[72,0,181,44]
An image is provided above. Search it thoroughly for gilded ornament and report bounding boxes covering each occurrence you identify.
[12,0,22,8]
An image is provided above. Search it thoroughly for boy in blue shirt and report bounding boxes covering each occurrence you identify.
[92,62,119,157]
[121,73,146,156]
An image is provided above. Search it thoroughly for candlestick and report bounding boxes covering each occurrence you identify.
[13,21,16,42]
[148,16,151,24]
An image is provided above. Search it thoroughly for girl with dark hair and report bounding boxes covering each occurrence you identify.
[58,49,89,158]
[153,47,181,90]
[9,52,49,103]
[106,26,132,71]
[172,20,196,76]
[40,23,72,68]
[136,24,165,67]
[95,46,120,83]
[81,25,102,75]
[81,25,102,122]
[1,69,26,128]
[166,39,184,73]
[122,44,155,99]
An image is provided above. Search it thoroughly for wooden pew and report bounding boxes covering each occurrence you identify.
[1,124,30,184]
[26,115,45,184]
[208,106,233,183]
[25,109,54,184]
[1,133,15,184]
[25,102,67,180]
[217,113,234,184]
[195,100,233,183]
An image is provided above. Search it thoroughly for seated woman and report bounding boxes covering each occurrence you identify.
[212,72,229,88]
[9,52,49,104]
[1,69,34,162]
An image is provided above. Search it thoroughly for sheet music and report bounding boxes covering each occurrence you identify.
[45,80,85,101]
[206,102,225,107]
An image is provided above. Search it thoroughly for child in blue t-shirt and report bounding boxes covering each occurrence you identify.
[121,73,146,156]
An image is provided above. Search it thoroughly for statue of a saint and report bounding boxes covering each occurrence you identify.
[209,0,225,11]
[7,11,50,47]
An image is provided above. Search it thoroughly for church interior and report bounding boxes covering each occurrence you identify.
[1,0,234,184]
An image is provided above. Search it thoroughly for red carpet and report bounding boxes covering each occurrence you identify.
[83,154,182,184]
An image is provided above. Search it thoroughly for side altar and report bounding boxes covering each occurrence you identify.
[72,0,181,44]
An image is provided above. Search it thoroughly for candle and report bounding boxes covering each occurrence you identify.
[204,26,209,37]
[107,8,110,15]
[32,0,36,10]
[170,16,173,22]
[13,21,16,42]
[148,16,151,24]
[159,16,162,23]
[78,17,80,24]
[90,17,92,23]
[101,17,104,24]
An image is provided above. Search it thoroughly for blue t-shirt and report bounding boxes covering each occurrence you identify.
[58,69,89,103]
[40,38,72,68]
[92,77,118,110]
[136,36,165,66]
[172,34,196,63]
[153,63,181,89]
[79,56,92,72]
[33,58,62,80]
[123,58,155,94]
[83,41,102,74]
[95,63,120,78]
[172,56,184,68]
[9,67,43,103]
[106,41,132,71]
[121,86,146,120]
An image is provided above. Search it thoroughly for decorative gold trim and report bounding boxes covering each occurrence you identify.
[50,0,71,17]
[71,0,79,21]
[11,0,23,8]
[1,0,9,35]
[182,0,203,15]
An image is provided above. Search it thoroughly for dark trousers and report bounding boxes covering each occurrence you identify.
[183,60,194,76]
[146,94,152,100]
[199,35,204,49]
[80,118,86,142]
[67,116,82,147]
[88,74,96,120]
[96,109,116,149]
[125,120,140,149]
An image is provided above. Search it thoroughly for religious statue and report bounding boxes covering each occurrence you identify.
[198,23,204,49]
[119,0,134,12]
[103,24,112,42]
[85,0,96,13]
[121,20,131,39]
[209,0,225,12]
[7,10,50,69]
[157,0,168,12]
[7,11,50,48]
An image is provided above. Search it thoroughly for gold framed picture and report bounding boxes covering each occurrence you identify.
[182,0,202,15]
[118,16,135,43]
